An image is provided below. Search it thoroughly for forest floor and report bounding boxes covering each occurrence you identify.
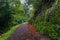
[8,24,49,40]
[0,23,49,40]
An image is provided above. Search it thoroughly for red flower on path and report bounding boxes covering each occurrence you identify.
[8,24,49,40]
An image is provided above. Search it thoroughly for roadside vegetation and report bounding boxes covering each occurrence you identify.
[0,0,60,40]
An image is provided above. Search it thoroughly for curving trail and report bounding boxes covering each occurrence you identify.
[8,24,49,40]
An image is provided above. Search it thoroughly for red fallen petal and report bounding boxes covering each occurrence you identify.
[41,36,46,40]
[27,24,40,36]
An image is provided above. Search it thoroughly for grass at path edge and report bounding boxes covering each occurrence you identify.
[0,24,20,40]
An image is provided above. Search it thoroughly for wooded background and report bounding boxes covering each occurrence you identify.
[0,0,60,40]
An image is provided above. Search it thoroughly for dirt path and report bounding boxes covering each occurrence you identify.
[8,24,49,40]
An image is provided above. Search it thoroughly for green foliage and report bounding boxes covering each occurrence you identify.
[0,0,60,40]
[0,24,20,40]
[0,2,12,34]
[28,0,60,40]
[47,4,60,25]
[0,0,27,35]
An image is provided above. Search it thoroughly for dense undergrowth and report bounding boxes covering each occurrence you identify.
[29,0,60,40]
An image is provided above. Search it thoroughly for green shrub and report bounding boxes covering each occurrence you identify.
[28,0,60,40]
